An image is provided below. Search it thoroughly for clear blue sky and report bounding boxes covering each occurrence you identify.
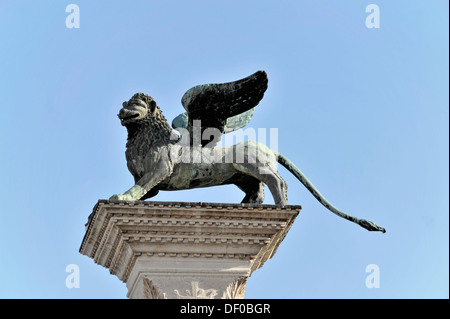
[0,0,448,298]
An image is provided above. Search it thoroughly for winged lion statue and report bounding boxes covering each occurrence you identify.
[109,71,385,233]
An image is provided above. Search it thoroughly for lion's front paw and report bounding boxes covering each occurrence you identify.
[109,194,133,201]
[109,194,122,201]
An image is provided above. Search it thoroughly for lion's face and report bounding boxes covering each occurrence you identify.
[118,93,156,126]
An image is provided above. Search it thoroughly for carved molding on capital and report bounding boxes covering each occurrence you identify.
[221,277,247,299]
[143,278,166,299]
[174,281,218,299]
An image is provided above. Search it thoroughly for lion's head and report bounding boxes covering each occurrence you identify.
[118,92,178,146]
[118,93,158,126]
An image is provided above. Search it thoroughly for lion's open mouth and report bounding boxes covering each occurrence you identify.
[118,107,141,122]
[120,113,140,120]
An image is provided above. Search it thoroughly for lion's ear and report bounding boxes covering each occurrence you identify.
[123,101,128,108]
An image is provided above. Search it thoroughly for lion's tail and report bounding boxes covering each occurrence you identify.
[276,152,386,233]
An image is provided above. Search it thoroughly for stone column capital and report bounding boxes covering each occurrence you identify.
[80,200,300,299]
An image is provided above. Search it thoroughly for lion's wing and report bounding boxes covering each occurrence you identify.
[172,70,268,147]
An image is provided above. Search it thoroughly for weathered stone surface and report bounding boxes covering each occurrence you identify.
[80,200,301,299]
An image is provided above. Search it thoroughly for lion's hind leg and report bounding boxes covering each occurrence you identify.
[233,163,288,206]
[261,171,288,205]
[234,176,265,204]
